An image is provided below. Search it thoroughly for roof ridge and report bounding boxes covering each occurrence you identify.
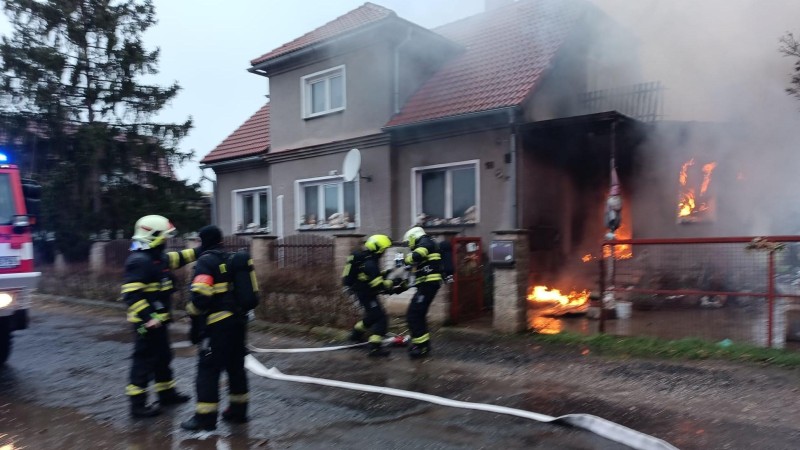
[250,2,396,66]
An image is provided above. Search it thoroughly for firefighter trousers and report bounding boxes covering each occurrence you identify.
[195,317,249,411]
[129,324,175,392]
[355,291,388,337]
[406,282,441,341]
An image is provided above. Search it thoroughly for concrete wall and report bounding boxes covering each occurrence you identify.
[267,41,395,152]
[392,128,512,245]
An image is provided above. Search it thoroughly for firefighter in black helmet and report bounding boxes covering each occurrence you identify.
[122,215,199,418]
[181,225,260,432]
[342,234,405,357]
[402,226,442,359]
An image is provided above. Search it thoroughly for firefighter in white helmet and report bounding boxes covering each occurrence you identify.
[402,226,443,359]
[122,215,201,418]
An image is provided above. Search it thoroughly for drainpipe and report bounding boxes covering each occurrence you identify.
[393,29,414,114]
[276,194,284,238]
[199,167,217,226]
[507,109,518,229]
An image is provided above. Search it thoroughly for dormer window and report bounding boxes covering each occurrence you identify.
[301,65,345,118]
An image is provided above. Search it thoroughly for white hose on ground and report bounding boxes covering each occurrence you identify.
[247,333,407,353]
[244,355,678,450]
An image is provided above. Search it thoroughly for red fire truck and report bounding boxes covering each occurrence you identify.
[0,155,41,365]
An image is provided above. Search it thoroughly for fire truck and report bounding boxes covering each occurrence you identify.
[0,154,41,365]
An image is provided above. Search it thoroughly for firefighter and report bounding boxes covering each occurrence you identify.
[342,234,405,357]
[181,225,259,432]
[122,215,199,418]
[402,226,443,359]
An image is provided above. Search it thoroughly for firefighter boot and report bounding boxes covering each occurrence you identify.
[158,388,191,406]
[367,336,390,357]
[180,413,217,432]
[130,394,161,418]
[349,321,367,343]
[408,340,431,359]
[221,402,249,424]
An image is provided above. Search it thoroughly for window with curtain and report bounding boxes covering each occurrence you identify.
[414,162,478,227]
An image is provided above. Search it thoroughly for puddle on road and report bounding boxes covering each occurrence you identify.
[0,400,267,450]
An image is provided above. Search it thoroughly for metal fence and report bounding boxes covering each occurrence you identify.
[599,236,800,348]
[579,81,665,123]
[271,234,334,269]
[103,235,252,269]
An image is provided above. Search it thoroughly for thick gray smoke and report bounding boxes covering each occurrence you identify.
[589,0,800,236]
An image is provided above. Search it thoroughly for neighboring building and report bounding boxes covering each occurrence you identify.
[201,0,659,285]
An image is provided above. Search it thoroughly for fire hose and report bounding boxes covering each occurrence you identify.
[244,354,678,450]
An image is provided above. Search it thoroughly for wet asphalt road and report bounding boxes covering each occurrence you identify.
[0,299,631,450]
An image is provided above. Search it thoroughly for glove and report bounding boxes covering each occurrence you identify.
[391,278,409,295]
[189,316,205,344]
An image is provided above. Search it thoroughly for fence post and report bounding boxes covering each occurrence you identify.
[89,239,110,276]
[250,234,277,277]
[491,230,530,333]
[334,234,366,281]
[768,250,775,348]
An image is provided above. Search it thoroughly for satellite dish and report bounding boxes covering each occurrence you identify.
[342,148,362,182]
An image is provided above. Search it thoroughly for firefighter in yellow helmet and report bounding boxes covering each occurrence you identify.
[122,215,201,418]
[341,234,405,357]
[402,226,443,359]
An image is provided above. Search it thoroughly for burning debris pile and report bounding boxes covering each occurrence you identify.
[527,285,590,316]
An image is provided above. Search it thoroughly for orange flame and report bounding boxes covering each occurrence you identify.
[678,158,716,220]
[527,285,590,316]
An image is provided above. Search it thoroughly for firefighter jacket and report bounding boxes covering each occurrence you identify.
[186,250,259,326]
[342,250,393,295]
[404,235,443,285]
[122,247,198,326]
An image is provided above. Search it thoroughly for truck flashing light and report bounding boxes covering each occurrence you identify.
[0,153,8,163]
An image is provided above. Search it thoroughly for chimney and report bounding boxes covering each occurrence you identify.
[485,0,514,11]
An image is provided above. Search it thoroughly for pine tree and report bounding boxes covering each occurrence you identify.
[0,0,202,260]
[781,32,800,103]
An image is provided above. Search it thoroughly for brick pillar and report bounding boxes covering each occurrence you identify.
[250,235,277,278]
[491,230,530,333]
[89,239,110,275]
[334,234,366,280]
[428,230,459,325]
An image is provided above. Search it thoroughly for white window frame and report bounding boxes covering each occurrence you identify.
[301,65,346,119]
[231,186,272,233]
[294,175,360,230]
[411,160,480,226]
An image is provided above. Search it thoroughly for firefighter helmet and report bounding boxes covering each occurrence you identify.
[403,226,426,249]
[132,215,176,249]
[365,234,392,255]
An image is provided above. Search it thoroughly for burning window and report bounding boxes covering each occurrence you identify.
[677,158,717,223]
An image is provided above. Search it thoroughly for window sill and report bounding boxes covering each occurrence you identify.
[419,221,477,228]
[297,223,357,231]
[235,230,271,235]
[303,108,345,120]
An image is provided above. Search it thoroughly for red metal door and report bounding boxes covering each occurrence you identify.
[450,237,484,323]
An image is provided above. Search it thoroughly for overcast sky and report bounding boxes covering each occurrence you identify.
[141,0,486,187]
[2,0,799,191]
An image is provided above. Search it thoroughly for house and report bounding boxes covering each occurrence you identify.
[201,0,657,291]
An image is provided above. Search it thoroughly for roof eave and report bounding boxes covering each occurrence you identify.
[199,154,267,169]
[383,106,520,131]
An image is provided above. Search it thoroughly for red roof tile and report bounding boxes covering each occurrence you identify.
[385,0,583,127]
[250,2,395,66]
[201,103,270,164]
